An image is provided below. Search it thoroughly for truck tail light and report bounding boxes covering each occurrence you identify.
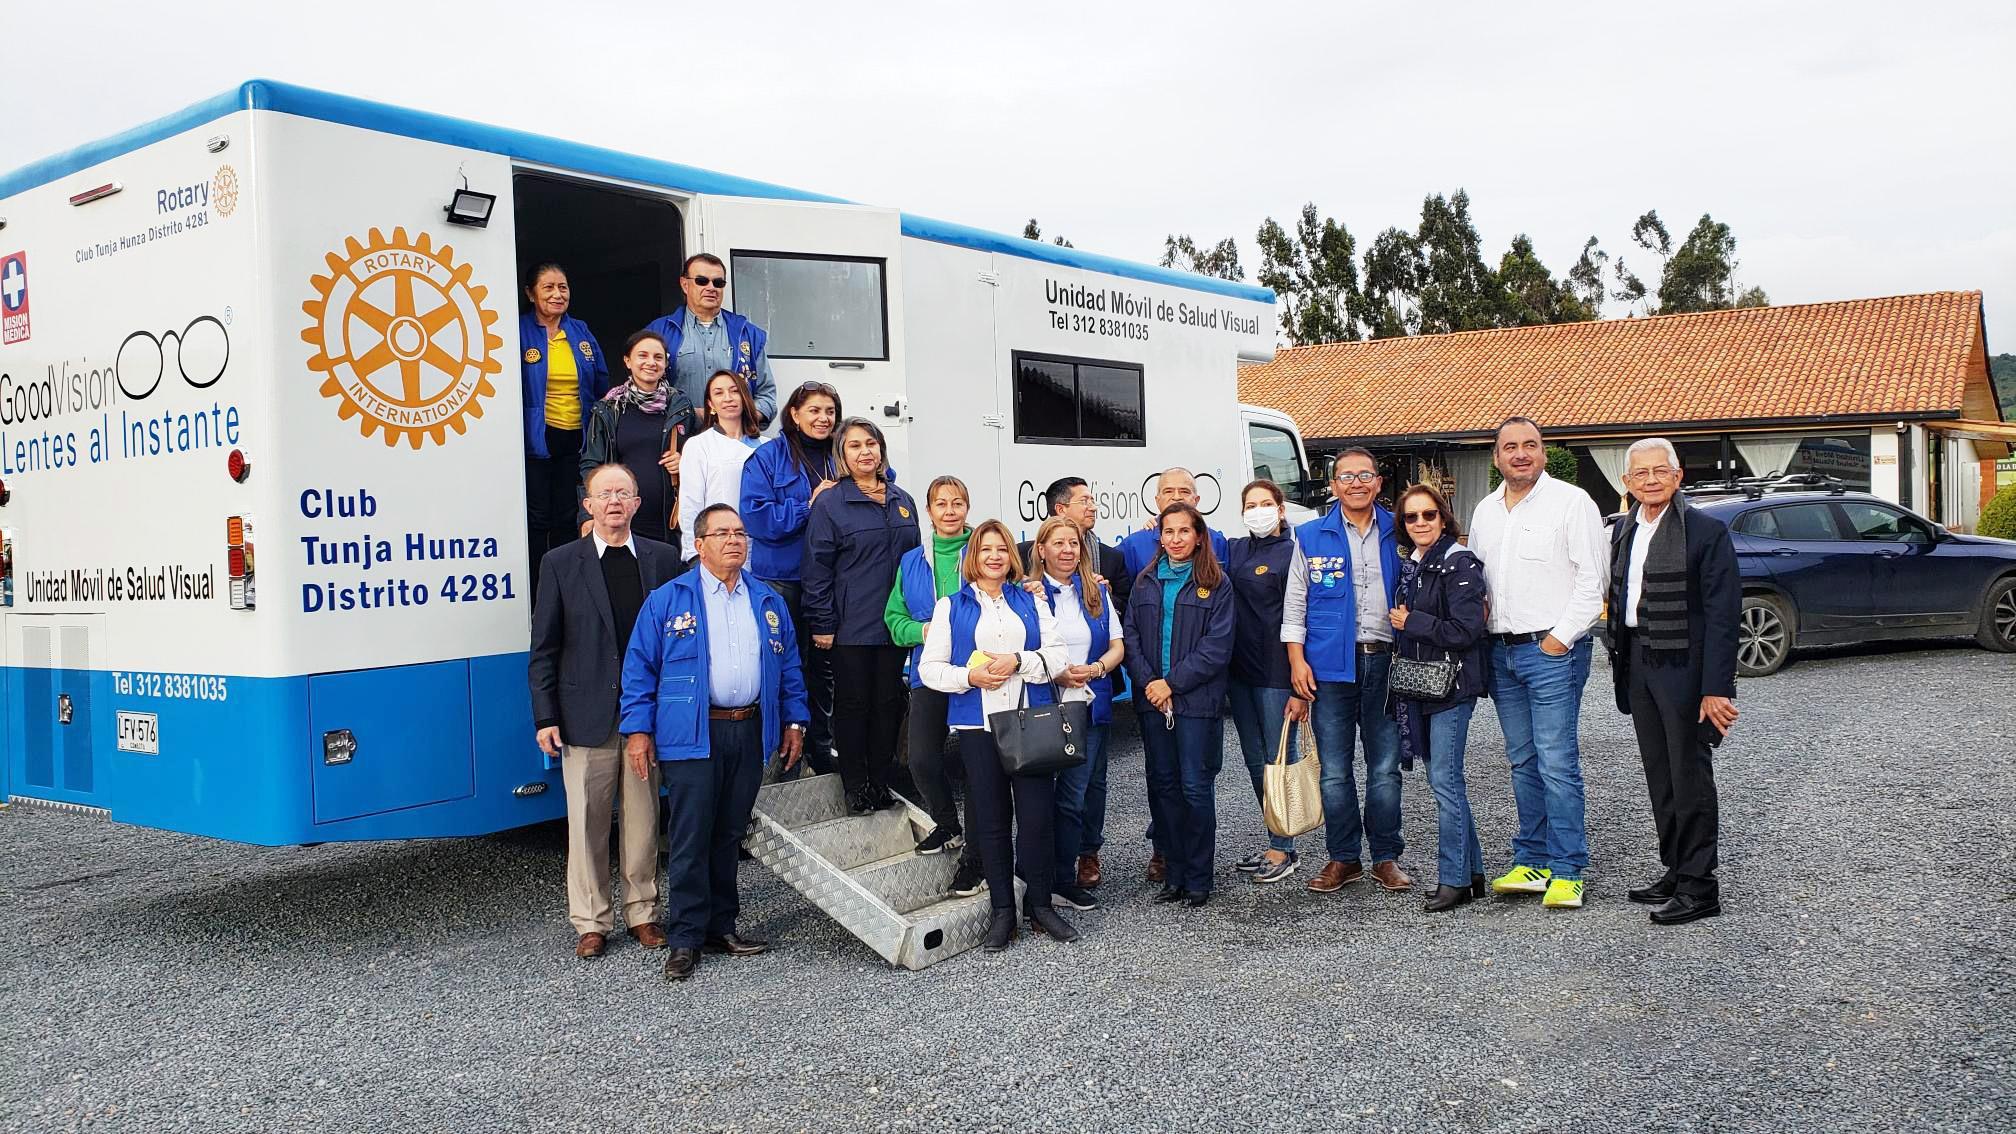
[227,514,255,610]
[0,529,12,607]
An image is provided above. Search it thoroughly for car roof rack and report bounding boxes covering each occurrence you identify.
[1684,473,1847,501]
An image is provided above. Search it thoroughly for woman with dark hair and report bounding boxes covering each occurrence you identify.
[885,475,977,867]
[1386,482,1492,912]
[1123,503,1237,908]
[677,369,764,562]
[803,417,920,812]
[520,262,610,574]
[918,519,1081,950]
[577,330,700,546]
[741,381,843,772]
[1225,478,1313,885]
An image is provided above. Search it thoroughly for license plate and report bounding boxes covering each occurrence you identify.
[116,711,159,754]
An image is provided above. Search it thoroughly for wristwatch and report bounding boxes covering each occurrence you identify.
[786,722,806,732]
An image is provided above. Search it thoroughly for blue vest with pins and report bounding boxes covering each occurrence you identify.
[944,584,1055,727]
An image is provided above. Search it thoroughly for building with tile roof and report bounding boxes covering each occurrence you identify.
[1238,291,2010,530]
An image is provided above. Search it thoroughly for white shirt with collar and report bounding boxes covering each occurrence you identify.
[917,589,1080,731]
[591,531,638,558]
[1623,504,1667,629]
[1467,471,1610,644]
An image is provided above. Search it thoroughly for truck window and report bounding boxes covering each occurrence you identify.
[1248,422,1302,484]
[730,251,887,360]
[1011,350,1144,446]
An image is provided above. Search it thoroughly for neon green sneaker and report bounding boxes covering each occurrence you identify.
[1542,878,1585,908]
[1490,865,1551,894]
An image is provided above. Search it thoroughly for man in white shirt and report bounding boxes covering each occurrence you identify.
[1467,417,1610,910]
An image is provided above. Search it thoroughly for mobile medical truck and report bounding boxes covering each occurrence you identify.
[0,80,1322,845]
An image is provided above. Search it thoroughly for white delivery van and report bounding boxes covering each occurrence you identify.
[0,80,1320,844]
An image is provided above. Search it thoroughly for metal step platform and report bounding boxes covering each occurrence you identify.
[742,773,1011,971]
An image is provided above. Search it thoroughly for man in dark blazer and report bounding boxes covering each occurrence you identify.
[530,463,686,958]
[1606,438,1740,926]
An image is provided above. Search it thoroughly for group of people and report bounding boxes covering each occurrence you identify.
[524,261,1740,980]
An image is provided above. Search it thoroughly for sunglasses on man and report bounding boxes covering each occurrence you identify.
[688,275,727,288]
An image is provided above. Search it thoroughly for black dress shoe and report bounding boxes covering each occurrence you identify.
[847,788,876,815]
[1650,892,1721,925]
[1628,876,1679,905]
[1424,884,1474,913]
[703,933,770,956]
[872,785,899,810]
[1470,873,1487,899]
[662,947,699,981]
[1153,884,1186,903]
[983,909,1017,951]
[1027,906,1082,942]
[1182,890,1210,908]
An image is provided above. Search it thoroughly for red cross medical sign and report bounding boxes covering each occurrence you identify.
[0,252,28,345]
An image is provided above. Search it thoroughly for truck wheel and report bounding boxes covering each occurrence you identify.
[1978,576,2016,652]
[1737,594,1793,677]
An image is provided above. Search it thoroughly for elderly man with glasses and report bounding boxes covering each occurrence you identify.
[529,464,687,959]
[645,253,779,423]
[1604,438,1739,925]
[621,503,809,981]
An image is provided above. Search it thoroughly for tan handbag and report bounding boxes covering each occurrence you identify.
[1262,716,1324,838]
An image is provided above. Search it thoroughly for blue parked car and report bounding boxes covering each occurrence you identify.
[1681,478,2016,676]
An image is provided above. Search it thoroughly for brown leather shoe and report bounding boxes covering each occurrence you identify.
[1077,853,1103,889]
[1371,860,1414,891]
[627,923,667,949]
[574,932,607,959]
[1145,851,1166,884]
[1307,860,1364,893]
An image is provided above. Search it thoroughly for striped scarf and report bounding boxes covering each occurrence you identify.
[1611,498,1691,664]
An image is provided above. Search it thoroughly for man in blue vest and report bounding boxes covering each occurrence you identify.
[1295,448,1413,895]
[622,503,808,982]
[646,254,778,424]
[1120,467,1230,580]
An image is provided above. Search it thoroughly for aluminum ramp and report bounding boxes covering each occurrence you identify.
[742,773,1012,970]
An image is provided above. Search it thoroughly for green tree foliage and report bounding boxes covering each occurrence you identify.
[1499,234,1596,326]
[1256,203,1362,345]
[1160,234,1244,281]
[1360,227,1422,339]
[1568,237,1608,318]
[1980,483,2016,540]
[1023,219,1072,248]
[1992,353,2016,417]
[1735,286,1771,308]
[1414,190,1501,334]
[1659,214,1740,313]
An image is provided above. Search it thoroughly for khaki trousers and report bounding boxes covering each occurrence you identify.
[561,738,662,935]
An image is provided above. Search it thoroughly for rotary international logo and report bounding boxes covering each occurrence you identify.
[300,227,502,448]
[211,165,240,218]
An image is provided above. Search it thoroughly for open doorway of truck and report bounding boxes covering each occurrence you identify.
[512,173,685,583]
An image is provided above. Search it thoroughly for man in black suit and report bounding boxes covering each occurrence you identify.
[1606,438,1740,926]
[530,463,686,958]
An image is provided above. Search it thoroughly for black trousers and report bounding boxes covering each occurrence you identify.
[764,579,834,774]
[905,686,981,870]
[660,714,765,948]
[526,426,583,589]
[830,644,907,796]
[958,729,1056,911]
[1627,640,1721,898]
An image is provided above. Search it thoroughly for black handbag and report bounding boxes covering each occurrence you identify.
[1387,652,1459,701]
[988,656,1091,777]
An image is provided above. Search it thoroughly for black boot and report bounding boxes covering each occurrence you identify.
[1425,884,1474,913]
[1027,906,1082,942]
[1153,884,1186,903]
[983,909,1016,952]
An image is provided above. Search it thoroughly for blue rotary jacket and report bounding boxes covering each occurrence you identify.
[1122,561,1236,719]
[619,568,808,762]
[518,311,610,459]
[1295,503,1403,684]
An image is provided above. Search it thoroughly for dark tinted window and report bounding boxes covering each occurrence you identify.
[1733,508,1779,538]
[1767,503,1844,541]
[1838,501,1929,544]
[1012,351,1145,445]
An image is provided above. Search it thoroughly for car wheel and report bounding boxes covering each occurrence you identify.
[1737,593,1793,677]
[1978,575,2016,653]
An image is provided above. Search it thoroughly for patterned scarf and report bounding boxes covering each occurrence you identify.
[604,378,670,415]
[1610,497,1691,664]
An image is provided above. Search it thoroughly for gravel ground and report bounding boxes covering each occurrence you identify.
[3,643,2012,1134]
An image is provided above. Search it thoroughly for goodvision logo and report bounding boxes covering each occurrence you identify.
[0,314,229,426]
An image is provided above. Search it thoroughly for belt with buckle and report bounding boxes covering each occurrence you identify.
[1357,641,1391,654]
[1493,631,1548,646]
[709,704,759,721]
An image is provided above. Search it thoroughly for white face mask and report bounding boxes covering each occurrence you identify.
[1242,506,1280,536]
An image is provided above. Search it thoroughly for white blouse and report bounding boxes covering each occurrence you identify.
[918,589,1081,731]
[1041,574,1118,666]
[679,426,763,560]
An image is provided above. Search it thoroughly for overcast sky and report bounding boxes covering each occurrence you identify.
[8,1,2014,350]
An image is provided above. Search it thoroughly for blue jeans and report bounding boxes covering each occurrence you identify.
[1312,652,1403,864]
[1139,711,1222,893]
[1053,722,1108,873]
[1422,699,1483,887]
[1227,681,1298,854]
[1489,639,1593,879]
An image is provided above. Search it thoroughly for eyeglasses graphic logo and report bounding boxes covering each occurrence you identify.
[115,315,230,399]
[301,227,501,449]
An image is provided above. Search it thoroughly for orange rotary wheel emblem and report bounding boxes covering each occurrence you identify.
[301,227,502,448]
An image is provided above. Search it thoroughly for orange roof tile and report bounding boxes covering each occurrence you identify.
[1238,291,1987,442]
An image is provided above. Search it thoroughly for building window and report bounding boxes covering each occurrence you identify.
[1732,432,1872,491]
[1012,351,1144,445]
[730,252,887,360]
